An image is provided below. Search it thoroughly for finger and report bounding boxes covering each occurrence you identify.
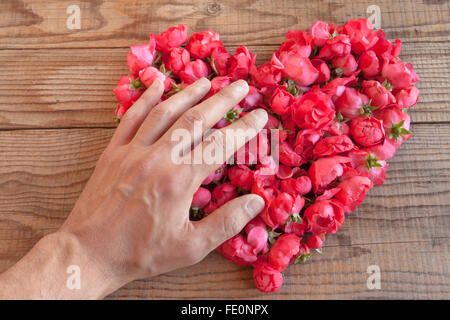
[110,79,164,146]
[189,108,268,184]
[156,80,249,152]
[132,77,211,146]
[193,194,265,252]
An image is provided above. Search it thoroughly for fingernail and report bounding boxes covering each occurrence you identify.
[252,108,268,126]
[196,77,211,88]
[151,78,163,89]
[231,80,249,94]
[246,196,265,217]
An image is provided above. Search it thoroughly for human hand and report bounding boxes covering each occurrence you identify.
[11,77,267,299]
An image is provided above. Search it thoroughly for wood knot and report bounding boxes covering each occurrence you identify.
[206,2,221,15]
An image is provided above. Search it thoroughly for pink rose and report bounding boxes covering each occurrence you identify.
[227,46,256,81]
[270,87,294,115]
[228,165,254,191]
[381,59,420,90]
[139,66,172,91]
[278,52,319,86]
[359,50,380,78]
[348,150,388,185]
[311,58,331,84]
[308,156,351,194]
[162,47,190,75]
[332,55,358,76]
[319,34,352,60]
[113,75,144,108]
[335,87,370,119]
[312,135,355,158]
[361,80,396,109]
[343,19,378,54]
[335,174,373,213]
[127,39,156,75]
[191,187,211,209]
[212,182,238,206]
[211,46,232,76]
[395,87,419,108]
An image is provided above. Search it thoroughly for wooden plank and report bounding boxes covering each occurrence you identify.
[0,0,448,49]
[0,124,448,298]
[0,43,448,129]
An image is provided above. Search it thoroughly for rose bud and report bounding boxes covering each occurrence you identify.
[335,87,370,119]
[312,135,355,158]
[227,46,256,81]
[250,62,282,87]
[343,19,379,54]
[152,24,188,53]
[309,20,332,47]
[113,75,145,108]
[292,91,335,129]
[179,59,211,85]
[304,199,345,235]
[246,226,269,255]
[127,39,156,75]
[332,55,358,76]
[361,80,396,109]
[381,59,420,90]
[311,58,331,84]
[284,30,315,57]
[191,187,211,209]
[253,262,283,293]
[307,235,324,249]
[162,47,190,75]
[211,46,232,76]
[262,193,304,229]
[351,116,385,147]
[280,176,312,196]
[349,150,388,186]
[359,50,380,78]
[308,156,351,194]
[228,165,254,191]
[212,182,238,206]
[278,51,319,86]
[278,141,304,167]
[186,30,223,59]
[270,87,294,115]
[268,234,301,271]
[139,66,172,91]
[319,34,352,60]
[395,86,419,108]
[334,175,373,213]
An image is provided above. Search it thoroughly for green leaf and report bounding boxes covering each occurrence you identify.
[329,29,338,39]
[366,153,383,170]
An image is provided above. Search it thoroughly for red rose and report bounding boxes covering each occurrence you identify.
[311,58,331,84]
[113,75,144,108]
[186,30,223,59]
[114,105,127,119]
[228,165,254,191]
[212,182,238,206]
[395,87,419,108]
[313,135,355,158]
[220,234,257,265]
[308,156,351,194]
[253,262,283,293]
[335,87,370,119]
[278,141,304,167]
[280,30,314,58]
[332,55,358,76]
[294,128,322,160]
[179,59,211,85]
[306,235,324,249]
[361,80,396,109]
[240,86,263,111]
[359,50,380,78]
[210,46,232,76]
[304,199,345,234]
[246,226,269,255]
[268,234,301,271]
[162,47,190,75]
[270,87,294,115]
[372,29,402,60]
[250,60,282,87]
[262,193,304,228]
[351,116,385,147]
[152,24,188,53]
[335,174,373,212]
[292,92,335,129]
[191,187,211,209]
[127,40,156,75]
[343,19,378,54]
[319,34,352,60]
[280,176,312,196]
[381,58,420,90]
[227,46,256,81]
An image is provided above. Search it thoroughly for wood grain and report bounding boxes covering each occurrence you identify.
[0,42,448,129]
[0,124,448,299]
[0,0,448,48]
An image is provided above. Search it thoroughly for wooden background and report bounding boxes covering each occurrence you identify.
[0,0,449,299]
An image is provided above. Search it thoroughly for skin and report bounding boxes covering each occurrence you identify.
[0,78,268,299]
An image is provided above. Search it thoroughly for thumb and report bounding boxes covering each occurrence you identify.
[194,194,265,252]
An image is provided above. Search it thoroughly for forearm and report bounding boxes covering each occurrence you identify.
[0,232,119,299]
